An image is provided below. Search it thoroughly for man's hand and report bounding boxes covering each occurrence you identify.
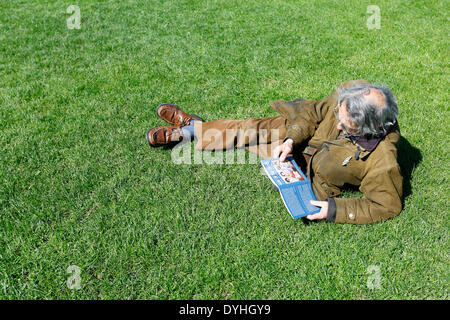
[307,200,328,221]
[273,138,294,162]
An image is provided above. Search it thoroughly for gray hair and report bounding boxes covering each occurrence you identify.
[337,84,398,136]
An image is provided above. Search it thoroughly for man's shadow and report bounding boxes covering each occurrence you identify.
[397,136,422,203]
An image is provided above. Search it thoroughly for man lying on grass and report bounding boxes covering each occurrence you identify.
[146,80,402,224]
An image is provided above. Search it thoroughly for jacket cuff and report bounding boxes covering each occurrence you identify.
[283,137,295,144]
[326,198,337,223]
[285,127,304,145]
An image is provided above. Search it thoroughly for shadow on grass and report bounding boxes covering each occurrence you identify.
[397,136,422,203]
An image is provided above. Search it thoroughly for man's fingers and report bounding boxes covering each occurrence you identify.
[310,200,323,207]
[280,149,289,162]
[308,201,328,221]
[306,212,325,221]
[273,145,286,161]
[273,146,281,159]
[306,210,327,221]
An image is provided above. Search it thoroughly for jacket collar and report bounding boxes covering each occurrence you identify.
[339,123,395,153]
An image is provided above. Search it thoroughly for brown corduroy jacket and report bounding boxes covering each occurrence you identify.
[269,80,403,224]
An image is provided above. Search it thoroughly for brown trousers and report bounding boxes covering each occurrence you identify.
[193,116,288,159]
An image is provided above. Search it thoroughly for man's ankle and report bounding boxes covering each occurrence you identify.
[181,120,196,140]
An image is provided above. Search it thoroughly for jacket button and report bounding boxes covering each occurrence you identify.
[349,213,355,220]
[292,125,297,129]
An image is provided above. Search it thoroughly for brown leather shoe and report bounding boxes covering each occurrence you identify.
[156,103,203,127]
[146,125,183,147]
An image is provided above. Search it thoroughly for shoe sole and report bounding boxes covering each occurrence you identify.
[146,126,184,148]
[156,103,178,125]
[146,129,160,148]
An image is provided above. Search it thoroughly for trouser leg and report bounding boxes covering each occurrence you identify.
[193,116,287,159]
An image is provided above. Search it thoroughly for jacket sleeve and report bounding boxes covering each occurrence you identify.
[288,98,335,144]
[332,152,403,224]
[270,97,336,145]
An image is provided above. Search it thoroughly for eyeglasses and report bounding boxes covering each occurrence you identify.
[334,102,360,136]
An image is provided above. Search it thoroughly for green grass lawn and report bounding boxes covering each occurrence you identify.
[0,0,448,299]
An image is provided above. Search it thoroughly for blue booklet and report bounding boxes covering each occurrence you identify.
[261,156,320,219]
